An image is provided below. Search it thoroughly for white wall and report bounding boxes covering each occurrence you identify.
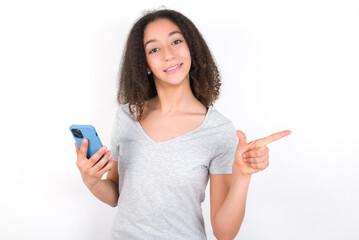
[1,0,358,239]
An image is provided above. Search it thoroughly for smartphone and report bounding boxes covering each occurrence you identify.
[69,125,111,169]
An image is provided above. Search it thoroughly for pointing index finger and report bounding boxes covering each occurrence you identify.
[255,130,291,146]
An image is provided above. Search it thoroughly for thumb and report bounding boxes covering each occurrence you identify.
[236,130,248,150]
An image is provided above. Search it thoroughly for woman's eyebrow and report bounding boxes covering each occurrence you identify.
[144,31,183,47]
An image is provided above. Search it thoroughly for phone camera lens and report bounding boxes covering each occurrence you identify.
[72,129,83,138]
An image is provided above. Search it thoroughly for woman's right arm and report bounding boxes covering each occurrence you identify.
[75,138,119,207]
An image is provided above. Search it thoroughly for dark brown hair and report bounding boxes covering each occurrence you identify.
[117,9,222,121]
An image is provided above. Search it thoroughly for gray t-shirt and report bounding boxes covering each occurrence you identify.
[110,103,238,239]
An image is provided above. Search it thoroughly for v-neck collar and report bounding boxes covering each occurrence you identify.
[134,105,212,145]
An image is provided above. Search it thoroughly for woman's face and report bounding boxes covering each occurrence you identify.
[143,18,191,86]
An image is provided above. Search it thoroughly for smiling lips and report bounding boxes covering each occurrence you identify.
[164,63,183,73]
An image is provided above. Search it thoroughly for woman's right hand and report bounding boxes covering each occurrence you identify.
[75,138,114,189]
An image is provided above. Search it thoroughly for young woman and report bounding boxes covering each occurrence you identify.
[75,9,291,239]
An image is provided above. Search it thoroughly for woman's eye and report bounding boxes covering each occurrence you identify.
[149,48,159,54]
[172,39,182,45]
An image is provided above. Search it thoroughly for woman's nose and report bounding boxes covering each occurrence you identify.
[162,45,175,61]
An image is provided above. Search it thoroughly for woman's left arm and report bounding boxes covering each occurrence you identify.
[212,130,291,240]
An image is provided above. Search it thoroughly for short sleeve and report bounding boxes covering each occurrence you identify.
[208,122,238,174]
[110,108,120,162]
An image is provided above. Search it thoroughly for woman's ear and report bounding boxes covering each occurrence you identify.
[146,68,151,75]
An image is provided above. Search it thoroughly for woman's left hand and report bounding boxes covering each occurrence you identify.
[232,130,291,176]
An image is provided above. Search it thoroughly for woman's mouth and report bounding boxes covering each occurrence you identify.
[164,63,183,73]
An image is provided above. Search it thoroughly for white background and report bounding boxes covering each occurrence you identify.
[1,0,358,239]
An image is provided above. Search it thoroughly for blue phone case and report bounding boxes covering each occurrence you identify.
[69,125,103,159]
